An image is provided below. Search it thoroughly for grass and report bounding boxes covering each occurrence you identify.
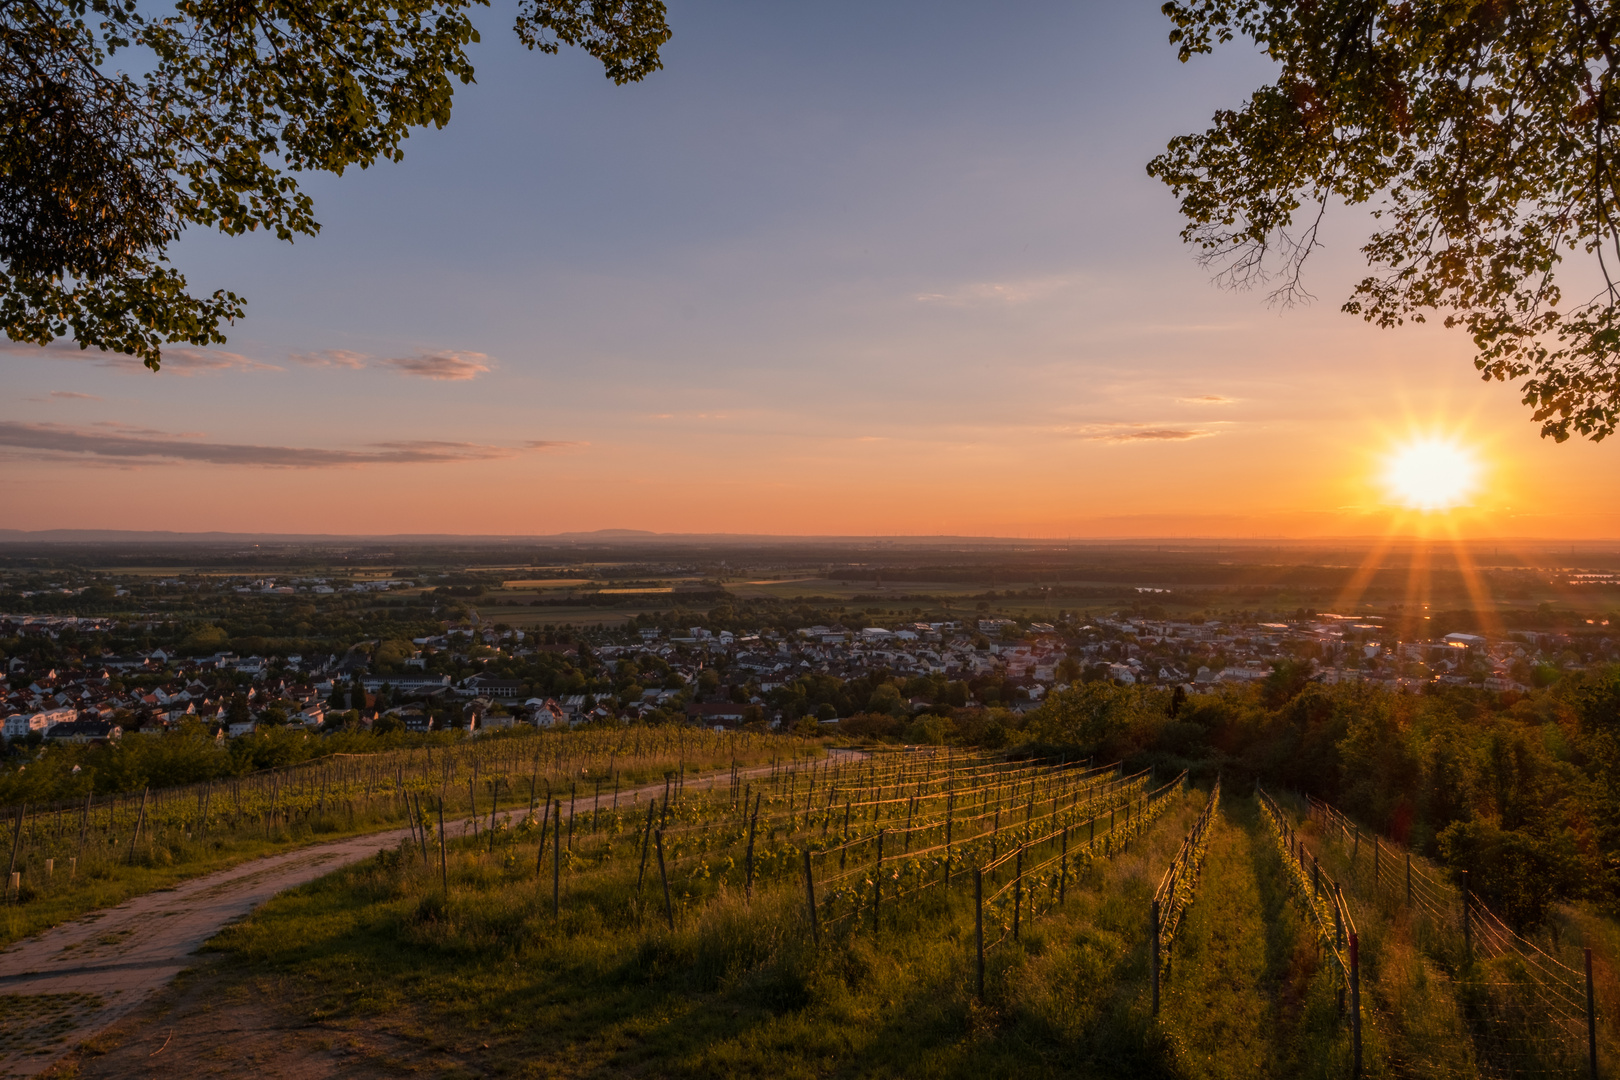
[185,784,1213,1078]
[1159,795,1358,1079]
[0,731,808,950]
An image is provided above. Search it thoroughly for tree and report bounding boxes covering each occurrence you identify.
[1152,1,1620,440]
[3,0,670,368]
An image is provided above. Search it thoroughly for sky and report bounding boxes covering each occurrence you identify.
[3,0,1616,539]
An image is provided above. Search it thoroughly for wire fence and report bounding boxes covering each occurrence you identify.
[1306,796,1602,1080]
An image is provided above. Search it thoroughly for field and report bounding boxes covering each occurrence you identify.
[0,728,807,951]
[47,746,1616,1079]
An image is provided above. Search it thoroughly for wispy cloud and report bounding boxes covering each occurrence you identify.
[377,351,492,381]
[1,340,279,375]
[49,390,100,401]
[915,276,1074,307]
[1071,423,1217,444]
[0,422,557,468]
[1177,394,1236,405]
[291,349,369,369]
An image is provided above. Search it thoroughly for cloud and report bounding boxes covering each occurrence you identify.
[915,276,1074,307]
[0,421,545,468]
[49,391,100,401]
[1177,394,1236,405]
[1,340,279,375]
[291,349,369,369]
[378,351,492,381]
[523,440,583,450]
[1071,423,1217,444]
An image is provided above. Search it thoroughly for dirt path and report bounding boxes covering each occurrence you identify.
[0,751,855,1078]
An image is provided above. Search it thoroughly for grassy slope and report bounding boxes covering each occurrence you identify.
[186,791,1214,1078]
[1158,795,1355,1080]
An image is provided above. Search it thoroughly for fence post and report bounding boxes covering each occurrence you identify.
[1013,846,1024,940]
[1333,881,1344,948]
[553,799,562,918]
[974,869,985,1002]
[1151,898,1161,1016]
[655,829,674,930]
[804,850,820,944]
[1350,932,1363,1077]
[1059,826,1069,906]
[1587,947,1599,1080]
[873,829,885,934]
[745,799,759,901]
[437,798,448,898]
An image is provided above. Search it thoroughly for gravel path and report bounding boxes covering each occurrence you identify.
[0,752,855,1077]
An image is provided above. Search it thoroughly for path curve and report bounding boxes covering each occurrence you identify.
[0,748,863,1077]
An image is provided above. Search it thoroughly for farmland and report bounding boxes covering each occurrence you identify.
[49,746,1618,1078]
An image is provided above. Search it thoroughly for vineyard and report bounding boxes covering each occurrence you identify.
[0,726,806,947]
[32,740,1620,1078]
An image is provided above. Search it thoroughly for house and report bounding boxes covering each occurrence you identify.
[45,720,120,744]
[2,706,76,741]
[686,702,747,730]
[465,675,525,698]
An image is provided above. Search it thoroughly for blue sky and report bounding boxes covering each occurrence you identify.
[4,0,1612,537]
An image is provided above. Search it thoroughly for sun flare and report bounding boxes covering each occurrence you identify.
[1382,437,1481,511]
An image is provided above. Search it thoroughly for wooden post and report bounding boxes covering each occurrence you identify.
[1350,932,1363,1077]
[5,805,22,901]
[873,829,885,934]
[974,869,985,1002]
[553,799,562,918]
[1059,826,1069,906]
[655,829,674,930]
[468,778,478,841]
[1151,898,1161,1015]
[744,797,759,901]
[635,801,654,895]
[804,850,820,945]
[535,801,551,876]
[1013,846,1024,940]
[437,798,448,897]
[944,797,953,891]
[1587,948,1599,1080]
[128,788,148,863]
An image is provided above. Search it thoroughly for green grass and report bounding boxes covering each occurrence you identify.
[196,787,1213,1078]
[1159,795,1358,1080]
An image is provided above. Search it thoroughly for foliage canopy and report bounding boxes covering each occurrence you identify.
[1,0,668,367]
[1151,0,1620,441]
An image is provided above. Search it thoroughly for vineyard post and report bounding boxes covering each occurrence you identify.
[1350,932,1362,1077]
[5,805,22,901]
[974,869,985,1002]
[1372,836,1379,889]
[553,799,562,918]
[1059,826,1069,905]
[803,850,820,945]
[535,801,551,877]
[944,796,953,892]
[568,785,577,850]
[1333,882,1344,948]
[635,801,654,898]
[655,829,674,930]
[488,779,500,849]
[1405,852,1412,905]
[873,829,885,934]
[1151,898,1160,1016]
[436,799,448,898]
[414,793,428,861]
[745,798,759,901]
[1586,948,1598,1080]
[128,788,148,864]
[1313,856,1320,900]
[1013,846,1023,940]
[468,779,478,841]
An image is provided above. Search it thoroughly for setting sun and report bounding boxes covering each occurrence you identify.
[1383,437,1481,510]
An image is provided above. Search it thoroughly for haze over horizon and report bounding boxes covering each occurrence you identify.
[4,0,1615,539]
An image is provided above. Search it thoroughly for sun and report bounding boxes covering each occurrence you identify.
[1382,437,1481,511]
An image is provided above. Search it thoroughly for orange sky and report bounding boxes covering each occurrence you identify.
[2,2,1614,540]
